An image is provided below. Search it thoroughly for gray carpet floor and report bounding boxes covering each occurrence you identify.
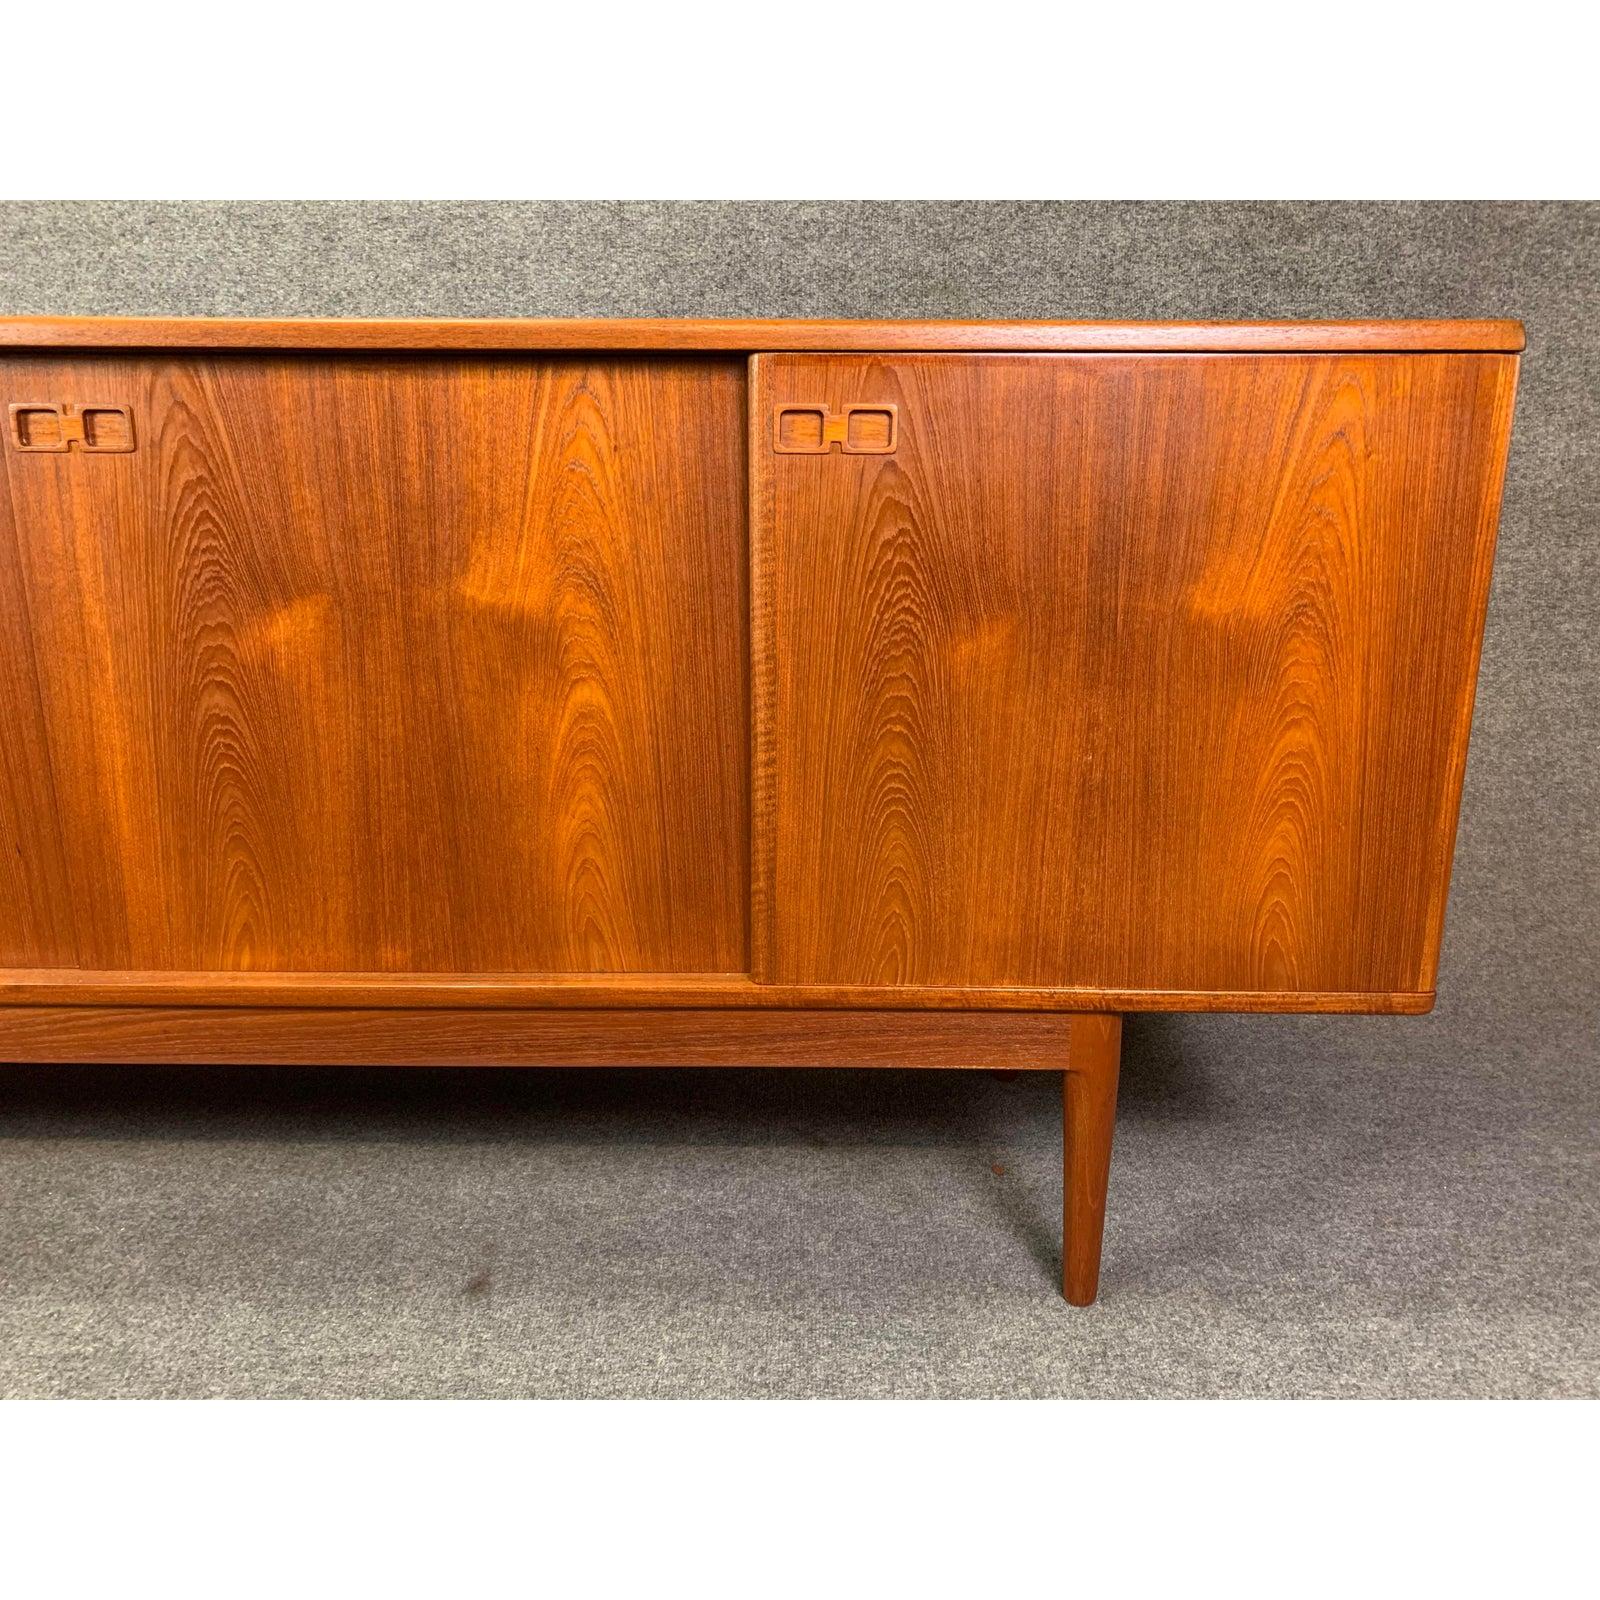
[3,1005,1594,1399]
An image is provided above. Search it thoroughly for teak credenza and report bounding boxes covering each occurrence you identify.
[0,316,1523,1303]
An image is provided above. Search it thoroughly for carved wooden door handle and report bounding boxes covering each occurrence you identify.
[773,403,897,454]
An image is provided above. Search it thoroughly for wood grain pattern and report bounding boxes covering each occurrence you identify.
[0,353,748,974]
[753,352,1519,994]
[0,969,1433,1012]
[0,317,1526,355]
[0,1005,1073,1067]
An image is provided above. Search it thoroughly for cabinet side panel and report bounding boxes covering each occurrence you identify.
[0,354,749,974]
[756,352,1517,994]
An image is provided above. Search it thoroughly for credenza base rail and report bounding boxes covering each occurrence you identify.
[0,1003,1076,1066]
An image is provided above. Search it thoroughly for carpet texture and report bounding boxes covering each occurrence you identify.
[0,202,1595,1398]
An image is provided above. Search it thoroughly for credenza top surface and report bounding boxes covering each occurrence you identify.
[0,316,1526,354]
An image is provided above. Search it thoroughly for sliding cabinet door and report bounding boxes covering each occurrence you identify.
[0,354,748,974]
[751,352,1517,999]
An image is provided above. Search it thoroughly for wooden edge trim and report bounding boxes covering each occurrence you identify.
[0,1006,1076,1068]
[0,317,1528,354]
[0,971,1435,1015]
[748,355,778,980]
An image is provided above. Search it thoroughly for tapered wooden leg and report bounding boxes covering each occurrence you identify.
[1063,1013,1122,1305]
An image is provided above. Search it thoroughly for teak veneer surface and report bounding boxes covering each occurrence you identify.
[0,354,748,974]
[0,329,1518,1010]
[0,317,1526,354]
[752,352,1516,994]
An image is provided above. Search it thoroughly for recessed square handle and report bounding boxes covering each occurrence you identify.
[9,402,135,453]
[773,404,897,455]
